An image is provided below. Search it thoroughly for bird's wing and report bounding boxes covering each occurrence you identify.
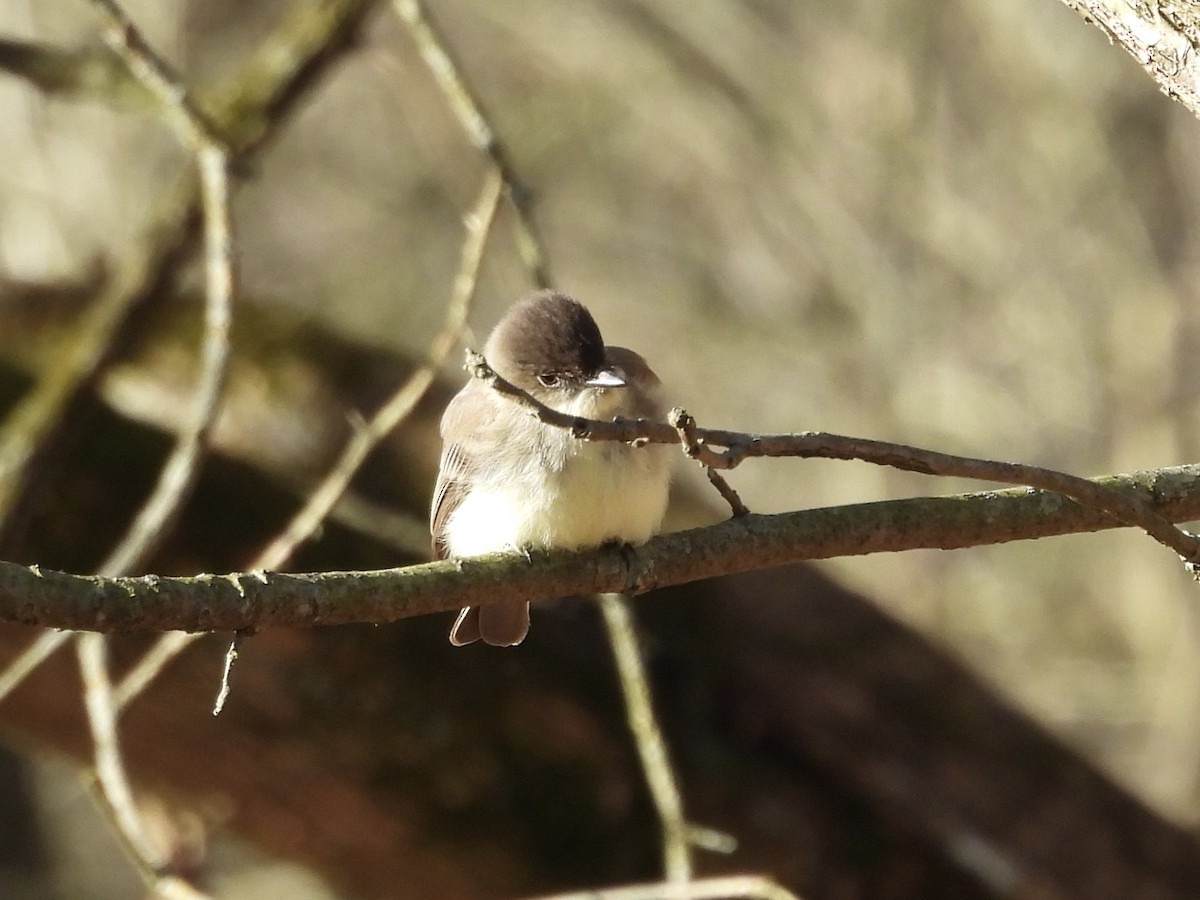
[430,381,498,559]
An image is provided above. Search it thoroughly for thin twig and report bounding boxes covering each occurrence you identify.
[522,873,804,900]
[597,593,692,882]
[67,5,237,578]
[75,666,219,900]
[113,630,193,712]
[0,629,71,705]
[465,354,1200,564]
[76,632,165,873]
[255,167,501,569]
[393,0,553,288]
[211,630,243,716]
[99,145,234,576]
[670,408,750,517]
[703,467,750,517]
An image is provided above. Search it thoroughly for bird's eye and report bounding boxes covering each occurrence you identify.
[537,373,560,388]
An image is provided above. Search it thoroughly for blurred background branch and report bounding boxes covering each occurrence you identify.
[0,0,377,551]
[26,0,240,894]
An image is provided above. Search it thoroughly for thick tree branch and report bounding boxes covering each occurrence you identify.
[1058,0,1200,119]
[2,463,1199,634]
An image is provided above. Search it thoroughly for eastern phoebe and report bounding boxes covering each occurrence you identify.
[431,290,671,646]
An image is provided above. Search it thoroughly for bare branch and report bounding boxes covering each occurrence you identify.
[87,0,225,147]
[2,463,1200,634]
[98,147,234,577]
[670,408,750,517]
[77,636,216,900]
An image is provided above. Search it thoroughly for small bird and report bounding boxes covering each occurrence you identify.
[431,290,671,646]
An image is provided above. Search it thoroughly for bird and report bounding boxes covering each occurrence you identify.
[431,290,671,646]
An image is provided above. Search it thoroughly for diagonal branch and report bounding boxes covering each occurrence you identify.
[394,0,553,288]
[598,592,694,882]
[112,166,504,712]
[76,633,165,872]
[254,167,502,571]
[95,145,234,578]
[88,0,224,146]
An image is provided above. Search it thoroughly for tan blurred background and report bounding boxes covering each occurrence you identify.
[3,0,1200,893]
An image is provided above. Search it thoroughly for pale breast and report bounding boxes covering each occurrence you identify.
[445,438,670,556]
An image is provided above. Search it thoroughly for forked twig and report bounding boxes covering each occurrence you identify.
[670,408,750,518]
